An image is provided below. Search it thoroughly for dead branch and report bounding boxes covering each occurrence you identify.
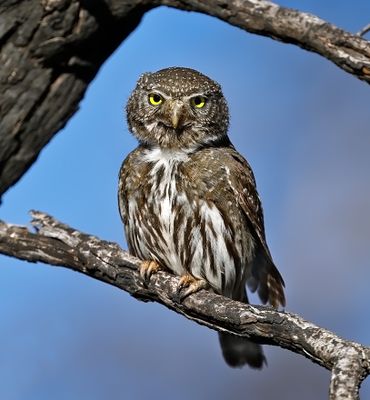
[0,211,369,400]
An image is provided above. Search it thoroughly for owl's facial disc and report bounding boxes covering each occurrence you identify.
[147,94,190,131]
[127,68,230,149]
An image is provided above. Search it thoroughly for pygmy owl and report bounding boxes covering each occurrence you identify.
[118,67,285,368]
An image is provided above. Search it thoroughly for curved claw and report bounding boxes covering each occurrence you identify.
[173,274,208,303]
[139,260,161,283]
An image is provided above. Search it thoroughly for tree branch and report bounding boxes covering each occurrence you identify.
[162,0,370,82]
[1,0,370,199]
[0,211,369,399]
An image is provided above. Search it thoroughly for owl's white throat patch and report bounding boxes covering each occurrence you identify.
[142,147,189,164]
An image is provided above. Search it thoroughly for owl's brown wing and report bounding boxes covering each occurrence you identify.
[187,144,285,308]
[118,151,135,226]
[227,149,269,256]
[226,147,285,308]
[118,146,147,226]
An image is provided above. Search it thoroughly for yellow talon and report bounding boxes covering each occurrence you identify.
[175,273,208,301]
[139,260,161,282]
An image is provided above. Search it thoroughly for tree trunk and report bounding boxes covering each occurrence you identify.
[0,0,150,197]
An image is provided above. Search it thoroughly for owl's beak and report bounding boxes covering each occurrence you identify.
[169,100,184,130]
[172,113,180,130]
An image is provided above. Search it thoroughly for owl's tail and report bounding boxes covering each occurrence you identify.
[218,332,266,369]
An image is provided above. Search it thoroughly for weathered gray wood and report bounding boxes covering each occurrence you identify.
[0,0,370,198]
[0,211,369,399]
[330,353,366,400]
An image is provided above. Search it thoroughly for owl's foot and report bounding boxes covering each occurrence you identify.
[174,274,208,303]
[139,260,161,283]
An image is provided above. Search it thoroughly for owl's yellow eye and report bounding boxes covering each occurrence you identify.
[148,93,163,106]
[191,96,206,108]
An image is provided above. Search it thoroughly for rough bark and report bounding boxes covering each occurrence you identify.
[0,0,151,198]
[1,0,370,198]
[1,211,369,399]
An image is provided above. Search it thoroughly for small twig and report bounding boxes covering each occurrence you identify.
[357,23,370,37]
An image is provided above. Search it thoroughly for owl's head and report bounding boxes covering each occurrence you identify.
[126,67,229,150]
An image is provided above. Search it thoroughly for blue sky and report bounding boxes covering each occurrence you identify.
[1,2,370,399]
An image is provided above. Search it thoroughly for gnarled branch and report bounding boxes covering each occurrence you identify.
[164,0,370,82]
[0,211,369,399]
[1,0,370,198]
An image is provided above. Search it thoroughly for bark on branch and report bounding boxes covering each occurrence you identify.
[0,211,369,399]
[1,0,370,198]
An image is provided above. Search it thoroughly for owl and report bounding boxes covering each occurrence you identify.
[118,67,285,368]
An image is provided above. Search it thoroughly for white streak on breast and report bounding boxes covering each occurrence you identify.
[197,202,235,294]
[141,147,190,275]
